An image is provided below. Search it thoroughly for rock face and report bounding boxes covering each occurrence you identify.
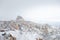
[9,34,16,40]
[0,16,60,40]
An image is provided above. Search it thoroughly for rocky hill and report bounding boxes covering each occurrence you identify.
[0,16,60,40]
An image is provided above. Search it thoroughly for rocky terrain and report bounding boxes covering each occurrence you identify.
[0,16,60,40]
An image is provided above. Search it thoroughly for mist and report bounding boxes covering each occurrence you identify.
[0,0,60,23]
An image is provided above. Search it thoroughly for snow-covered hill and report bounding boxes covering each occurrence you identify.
[0,16,60,40]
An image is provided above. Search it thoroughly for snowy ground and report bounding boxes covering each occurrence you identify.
[0,26,60,40]
[0,30,40,40]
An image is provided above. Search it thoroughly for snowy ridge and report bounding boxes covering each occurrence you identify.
[0,16,60,40]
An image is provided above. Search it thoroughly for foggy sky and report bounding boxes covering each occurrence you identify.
[0,0,60,23]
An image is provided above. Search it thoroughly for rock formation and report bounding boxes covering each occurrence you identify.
[0,16,60,40]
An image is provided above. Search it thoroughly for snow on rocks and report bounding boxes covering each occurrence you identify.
[0,16,60,40]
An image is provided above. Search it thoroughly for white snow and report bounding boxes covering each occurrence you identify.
[0,25,60,40]
[2,30,40,40]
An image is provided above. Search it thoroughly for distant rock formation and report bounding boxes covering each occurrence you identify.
[0,16,58,32]
[0,16,60,40]
[16,16,24,22]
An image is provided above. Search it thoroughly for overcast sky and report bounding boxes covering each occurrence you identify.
[0,0,60,23]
